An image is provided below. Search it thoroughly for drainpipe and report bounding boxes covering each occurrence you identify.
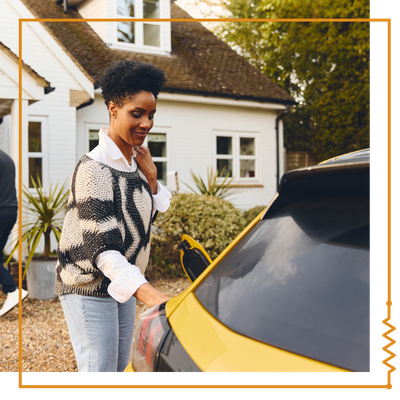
[275,104,290,191]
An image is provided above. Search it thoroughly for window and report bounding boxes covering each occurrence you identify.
[216,136,233,177]
[195,194,370,372]
[85,127,168,185]
[239,137,256,178]
[215,132,258,181]
[89,129,99,151]
[117,0,162,49]
[28,120,45,188]
[147,132,167,185]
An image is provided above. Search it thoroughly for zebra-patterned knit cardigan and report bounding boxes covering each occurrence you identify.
[55,154,154,297]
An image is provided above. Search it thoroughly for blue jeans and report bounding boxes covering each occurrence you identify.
[59,294,136,372]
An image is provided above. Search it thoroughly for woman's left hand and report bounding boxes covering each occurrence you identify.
[134,146,158,194]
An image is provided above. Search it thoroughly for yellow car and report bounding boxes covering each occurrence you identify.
[126,149,370,372]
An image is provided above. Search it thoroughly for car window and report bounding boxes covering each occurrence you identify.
[195,194,369,371]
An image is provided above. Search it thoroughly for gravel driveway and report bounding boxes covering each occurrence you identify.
[0,277,190,372]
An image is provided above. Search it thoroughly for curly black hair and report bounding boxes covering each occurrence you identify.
[99,60,166,109]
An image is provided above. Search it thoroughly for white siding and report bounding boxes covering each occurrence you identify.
[0,0,93,188]
[78,0,109,44]
[76,93,109,162]
[0,116,11,153]
[76,95,280,210]
[86,0,172,54]
[1,0,283,212]
[155,100,278,210]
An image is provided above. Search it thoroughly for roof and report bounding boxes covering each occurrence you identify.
[0,41,50,87]
[19,0,294,104]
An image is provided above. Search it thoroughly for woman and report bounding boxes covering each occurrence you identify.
[55,60,171,372]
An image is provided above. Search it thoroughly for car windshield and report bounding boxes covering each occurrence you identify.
[195,194,369,371]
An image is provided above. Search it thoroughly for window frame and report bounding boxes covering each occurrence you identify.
[214,130,260,184]
[113,0,166,54]
[27,116,48,192]
[144,127,169,186]
[84,123,105,154]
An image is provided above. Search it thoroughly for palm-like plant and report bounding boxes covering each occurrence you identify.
[5,177,69,277]
[183,166,237,199]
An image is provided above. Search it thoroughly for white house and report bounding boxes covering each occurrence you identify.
[0,0,295,216]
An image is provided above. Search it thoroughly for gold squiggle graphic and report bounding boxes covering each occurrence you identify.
[379,315,399,392]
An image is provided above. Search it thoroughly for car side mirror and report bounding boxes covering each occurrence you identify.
[180,234,212,283]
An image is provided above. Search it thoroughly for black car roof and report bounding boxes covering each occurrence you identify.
[317,148,370,166]
[263,149,370,218]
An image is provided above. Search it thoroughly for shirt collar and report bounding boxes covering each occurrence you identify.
[98,128,137,170]
[99,127,126,161]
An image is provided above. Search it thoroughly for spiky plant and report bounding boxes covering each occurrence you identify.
[5,176,69,277]
[183,166,237,199]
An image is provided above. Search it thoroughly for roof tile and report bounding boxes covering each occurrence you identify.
[20,0,294,104]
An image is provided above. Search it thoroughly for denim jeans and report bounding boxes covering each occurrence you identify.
[59,293,136,372]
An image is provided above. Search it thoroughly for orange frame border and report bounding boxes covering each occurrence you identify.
[17,17,394,389]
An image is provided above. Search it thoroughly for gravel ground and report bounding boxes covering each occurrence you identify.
[0,277,190,372]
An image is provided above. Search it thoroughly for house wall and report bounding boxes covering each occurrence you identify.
[78,0,109,43]
[76,95,281,210]
[0,0,93,189]
[0,116,11,153]
[0,0,290,257]
[78,0,171,54]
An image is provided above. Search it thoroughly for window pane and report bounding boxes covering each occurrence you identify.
[29,158,42,188]
[217,159,233,177]
[154,161,166,185]
[118,21,135,43]
[148,133,166,157]
[217,136,232,155]
[89,130,99,152]
[195,195,370,372]
[143,0,159,18]
[240,137,255,155]
[118,0,135,16]
[143,24,160,47]
[240,160,255,178]
[28,122,41,152]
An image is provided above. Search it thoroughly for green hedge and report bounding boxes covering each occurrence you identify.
[242,205,267,226]
[149,193,245,277]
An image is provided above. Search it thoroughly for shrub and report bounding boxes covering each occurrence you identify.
[149,193,245,277]
[242,205,268,226]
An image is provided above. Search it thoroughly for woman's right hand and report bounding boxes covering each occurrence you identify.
[135,146,158,195]
[134,283,170,307]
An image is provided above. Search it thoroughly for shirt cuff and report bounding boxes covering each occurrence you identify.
[152,181,172,213]
[107,279,147,304]
[96,250,148,303]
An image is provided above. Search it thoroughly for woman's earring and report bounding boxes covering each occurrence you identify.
[113,114,116,119]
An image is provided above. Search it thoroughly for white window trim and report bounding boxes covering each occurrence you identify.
[214,130,260,184]
[27,116,48,192]
[144,126,169,185]
[84,123,107,154]
[112,0,168,54]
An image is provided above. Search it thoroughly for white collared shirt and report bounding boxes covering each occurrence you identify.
[86,128,171,303]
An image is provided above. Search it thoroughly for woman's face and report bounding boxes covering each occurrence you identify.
[108,90,156,154]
